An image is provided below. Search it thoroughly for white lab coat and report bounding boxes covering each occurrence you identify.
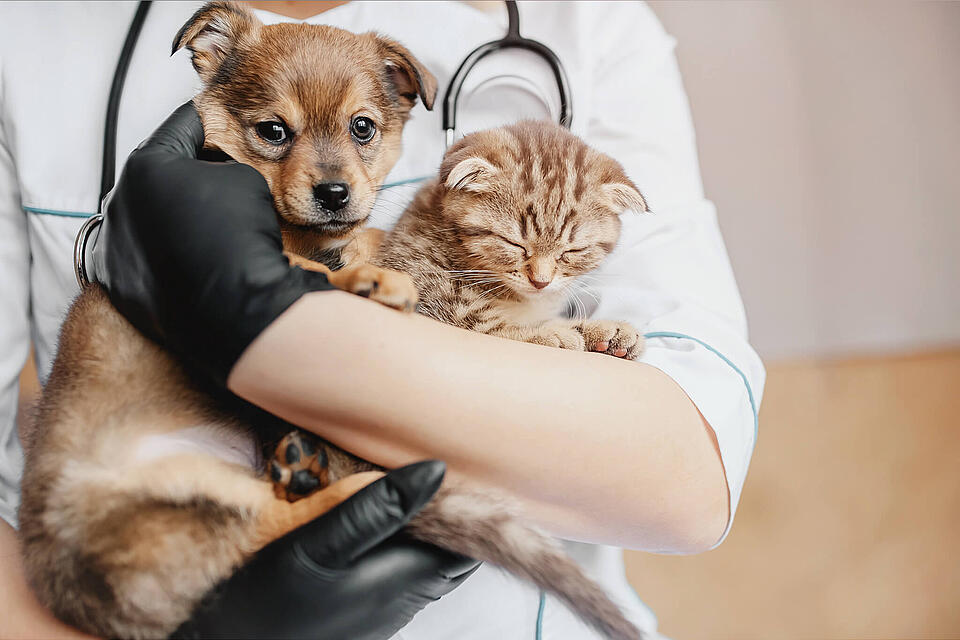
[0,2,765,638]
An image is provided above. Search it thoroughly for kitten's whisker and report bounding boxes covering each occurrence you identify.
[455,279,502,291]
[472,283,508,305]
[571,290,587,321]
[571,281,601,305]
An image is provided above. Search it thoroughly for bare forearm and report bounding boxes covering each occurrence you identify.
[0,521,97,640]
[230,292,728,552]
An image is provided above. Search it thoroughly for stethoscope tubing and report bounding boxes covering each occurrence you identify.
[99,0,152,211]
[78,0,151,289]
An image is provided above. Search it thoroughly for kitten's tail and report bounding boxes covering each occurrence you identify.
[407,484,644,640]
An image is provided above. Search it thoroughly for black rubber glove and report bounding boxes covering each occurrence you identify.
[91,101,335,386]
[172,461,478,639]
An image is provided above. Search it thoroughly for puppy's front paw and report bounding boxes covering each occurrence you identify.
[269,431,330,502]
[329,264,418,311]
[526,325,587,351]
[576,320,643,360]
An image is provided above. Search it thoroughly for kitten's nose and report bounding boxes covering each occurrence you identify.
[528,276,552,290]
[313,182,350,211]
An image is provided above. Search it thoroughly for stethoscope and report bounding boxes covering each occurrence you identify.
[76,0,572,288]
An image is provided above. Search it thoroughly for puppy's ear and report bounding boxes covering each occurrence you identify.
[172,1,259,83]
[602,180,650,213]
[374,36,438,112]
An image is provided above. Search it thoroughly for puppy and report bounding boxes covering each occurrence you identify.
[181,0,430,304]
[19,4,433,638]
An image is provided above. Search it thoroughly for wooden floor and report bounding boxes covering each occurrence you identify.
[18,349,960,637]
[625,350,960,639]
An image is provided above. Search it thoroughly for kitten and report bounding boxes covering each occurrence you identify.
[375,120,649,358]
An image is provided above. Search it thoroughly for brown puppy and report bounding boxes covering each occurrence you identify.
[18,4,434,638]
[179,1,432,304]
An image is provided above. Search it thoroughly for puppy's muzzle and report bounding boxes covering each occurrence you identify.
[313,182,350,212]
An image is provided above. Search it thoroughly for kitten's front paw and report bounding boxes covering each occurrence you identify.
[328,264,418,312]
[526,325,587,351]
[577,320,643,360]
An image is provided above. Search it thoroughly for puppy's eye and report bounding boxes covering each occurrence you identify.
[256,121,290,145]
[351,116,376,143]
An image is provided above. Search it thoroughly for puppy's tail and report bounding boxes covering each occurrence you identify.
[407,484,643,640]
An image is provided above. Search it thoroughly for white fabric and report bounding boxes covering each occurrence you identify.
[0,1,763,638]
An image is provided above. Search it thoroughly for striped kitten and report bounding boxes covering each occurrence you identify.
[375,120,649,359]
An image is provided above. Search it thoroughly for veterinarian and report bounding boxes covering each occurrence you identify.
[0,2,764,638]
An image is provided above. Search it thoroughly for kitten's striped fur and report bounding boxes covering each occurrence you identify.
[376,121,649,359]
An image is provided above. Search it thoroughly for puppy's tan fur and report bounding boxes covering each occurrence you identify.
[19,5,431,638]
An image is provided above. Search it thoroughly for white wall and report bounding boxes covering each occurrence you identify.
[648,1,960,361]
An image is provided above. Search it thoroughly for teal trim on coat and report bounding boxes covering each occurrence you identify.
[379,175,431,189]
[535,591,546,640]
[23,206,94,218]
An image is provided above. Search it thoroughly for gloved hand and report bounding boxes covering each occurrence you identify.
[172,460,478,639]
[90,101,334,386]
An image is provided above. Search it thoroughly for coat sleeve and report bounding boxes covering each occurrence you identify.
[578,2,765,546]
[0,54,30,529]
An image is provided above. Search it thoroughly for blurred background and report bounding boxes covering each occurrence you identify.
[16,1,960,638]
[623,2,960,638]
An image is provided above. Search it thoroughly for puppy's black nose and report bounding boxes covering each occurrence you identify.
[313,182,350,211]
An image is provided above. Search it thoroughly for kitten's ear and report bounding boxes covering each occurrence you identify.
[443,157,499,193]
[172,2,260,84]
[602,181,651,213]
[374,36,438,112]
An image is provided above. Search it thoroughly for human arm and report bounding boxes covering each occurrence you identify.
[229,291,727,553]
[229,3,762,553]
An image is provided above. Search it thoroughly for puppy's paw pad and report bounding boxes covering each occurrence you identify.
[270,431,329,502]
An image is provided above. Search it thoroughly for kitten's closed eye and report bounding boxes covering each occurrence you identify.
[496,235,529,256]
[476,236,525,265]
